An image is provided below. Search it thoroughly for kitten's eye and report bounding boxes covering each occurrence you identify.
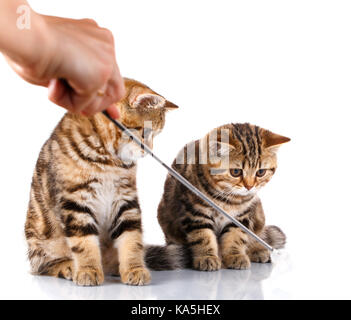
[256,169,267,177]
[230,168,242,177]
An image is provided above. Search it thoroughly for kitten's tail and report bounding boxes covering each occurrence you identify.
[260,225,286,249]
[145,244,191,271]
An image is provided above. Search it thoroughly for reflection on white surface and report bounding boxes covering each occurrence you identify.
[31,261,282,300]
[4,245,351,299]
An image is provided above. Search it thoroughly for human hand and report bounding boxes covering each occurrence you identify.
[4,12,124,118]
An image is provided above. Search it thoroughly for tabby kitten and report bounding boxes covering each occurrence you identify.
[157,123,289,271]
[25,78,178,286]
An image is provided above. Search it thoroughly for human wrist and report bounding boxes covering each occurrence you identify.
[25,12,57,68]
[0,4,53,69]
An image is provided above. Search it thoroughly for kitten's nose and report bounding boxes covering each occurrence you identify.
[243,179,254,190]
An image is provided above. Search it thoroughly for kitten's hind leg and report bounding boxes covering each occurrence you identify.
[247,244,271,263]
[247,225,286,263]
[27,238,73,280]
[37,258,74,280]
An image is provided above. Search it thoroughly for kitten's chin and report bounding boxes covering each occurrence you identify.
[117,143,145,164]
[233,187,258,196]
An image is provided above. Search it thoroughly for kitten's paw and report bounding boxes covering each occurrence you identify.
[121,267,151,286]
[57,262,73,280]
[249,249,271,263]
[48,260,73,280]
[223,254,251,270]
[193,255,221,271]
[73,267,104,286]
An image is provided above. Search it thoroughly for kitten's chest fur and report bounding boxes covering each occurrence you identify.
[211,196,258,235]
[82,170,136,232]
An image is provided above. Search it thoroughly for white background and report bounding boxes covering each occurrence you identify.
[0,0,350,299]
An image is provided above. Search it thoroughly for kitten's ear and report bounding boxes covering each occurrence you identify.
[262,130,291,151]
[164,100,179,111]
[129,92,179,111]
[129,93,166,109]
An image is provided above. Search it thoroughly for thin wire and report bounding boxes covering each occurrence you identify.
[102,111,273,252]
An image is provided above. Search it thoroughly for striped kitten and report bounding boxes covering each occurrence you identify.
[25,78,178,286]
[156,123,290,271]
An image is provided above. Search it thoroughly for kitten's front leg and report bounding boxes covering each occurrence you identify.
[110,200,150,286]
[67,235,104,286]
[220,224,251,270]
[61,199,104,286]
[185,221,221,271]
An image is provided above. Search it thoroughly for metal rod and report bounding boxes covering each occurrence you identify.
[102,111,273,252]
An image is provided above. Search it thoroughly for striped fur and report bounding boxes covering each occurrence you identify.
[154,123,289,271]
[25,78,178,286]
[145,245,192,271]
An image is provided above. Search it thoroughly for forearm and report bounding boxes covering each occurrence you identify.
[0,0,47,66]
